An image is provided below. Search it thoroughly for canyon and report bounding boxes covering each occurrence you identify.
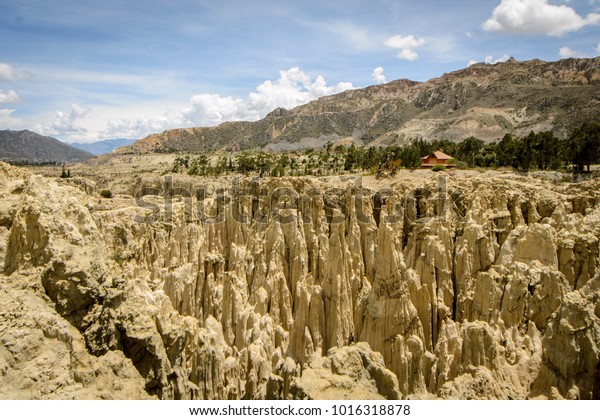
[0,161,599,399]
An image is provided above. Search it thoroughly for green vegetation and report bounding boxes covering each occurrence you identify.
[100,189,114,198]
[566,122,600,173]
[168,123,600,177]
[60,164,71,178]
[432,164,446,172]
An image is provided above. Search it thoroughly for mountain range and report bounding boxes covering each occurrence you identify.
[116,57,600,154]
[68,138,136,155]
[0,130,94,164]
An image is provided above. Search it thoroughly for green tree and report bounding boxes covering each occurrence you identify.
[187,154,209,175]
[567,122,600,172]
[60,164,72,178]
[401,144,422,169]
[344,144,361,171]
[497,133,518,167]
[334,144,346,154]
[431,139,458,157]
[289,156,298,174]
[474,142,498,168]
[413,138,431,157]
[362,147,378,170]
[236,153,257,174]
[256,152,273,177]
[534,131,562,170]
[172,156,190,173]
[457,136,484,167]
[215,155,229,175]
[513,132,535,171]
[271,164,284,177]
[278,154,290,170]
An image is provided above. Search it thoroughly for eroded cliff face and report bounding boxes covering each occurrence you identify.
[1,162,599,399]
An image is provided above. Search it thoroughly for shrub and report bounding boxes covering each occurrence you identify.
[100,189,113,199]
[60,165,71,178]
[432,164,446,172]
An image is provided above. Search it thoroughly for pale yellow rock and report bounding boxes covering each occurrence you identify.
[290,343,401,400]
[1,163,599,400]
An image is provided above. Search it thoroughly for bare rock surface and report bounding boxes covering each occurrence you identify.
[289,343,401,400]
[1,161,599,399]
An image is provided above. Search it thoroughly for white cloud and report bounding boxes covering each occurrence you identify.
[596,42,600,53]
[0,63,32,82]
[488,54,511,63]
[179,67,353,126]
[483,0,600,36]
[53,104,91,133]
[181,94,247,126]
[398,49,420,61]
[384,34,426,50]
[250,69,332,115]
[384,34,426,61]
[37,104,92,138]
[0,89,19,104]
[0,109,20,126]
[558,46,588,58]
[468,54,511,66]
[372,67,386,84]
[99,68,354,140]
[99,115,175,140]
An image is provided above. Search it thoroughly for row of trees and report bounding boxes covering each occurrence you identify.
[334,122,599,174]
[409,123,599,172]
[170,122,599,177]
[172,149,347,177]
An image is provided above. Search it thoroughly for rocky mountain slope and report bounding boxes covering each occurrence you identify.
[1,162,599,399]
[117,57,600,154]
[0,130,95,164]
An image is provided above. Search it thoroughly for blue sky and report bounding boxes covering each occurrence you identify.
[1,0,599,142]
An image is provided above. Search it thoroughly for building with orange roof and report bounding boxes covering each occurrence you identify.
[421,150,455,167]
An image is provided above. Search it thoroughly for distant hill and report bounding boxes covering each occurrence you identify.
[116,57,600,154]
[69,138,136,155]
[0,130,94,164]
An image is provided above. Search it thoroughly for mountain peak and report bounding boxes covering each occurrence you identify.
[266,107,290,118]
[0,130,94,164]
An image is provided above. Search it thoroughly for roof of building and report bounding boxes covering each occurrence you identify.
[422,150,453,160]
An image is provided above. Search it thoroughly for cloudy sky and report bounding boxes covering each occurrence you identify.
[1,0,599,143]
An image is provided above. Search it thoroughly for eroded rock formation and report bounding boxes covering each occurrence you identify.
[1,162,599,399]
